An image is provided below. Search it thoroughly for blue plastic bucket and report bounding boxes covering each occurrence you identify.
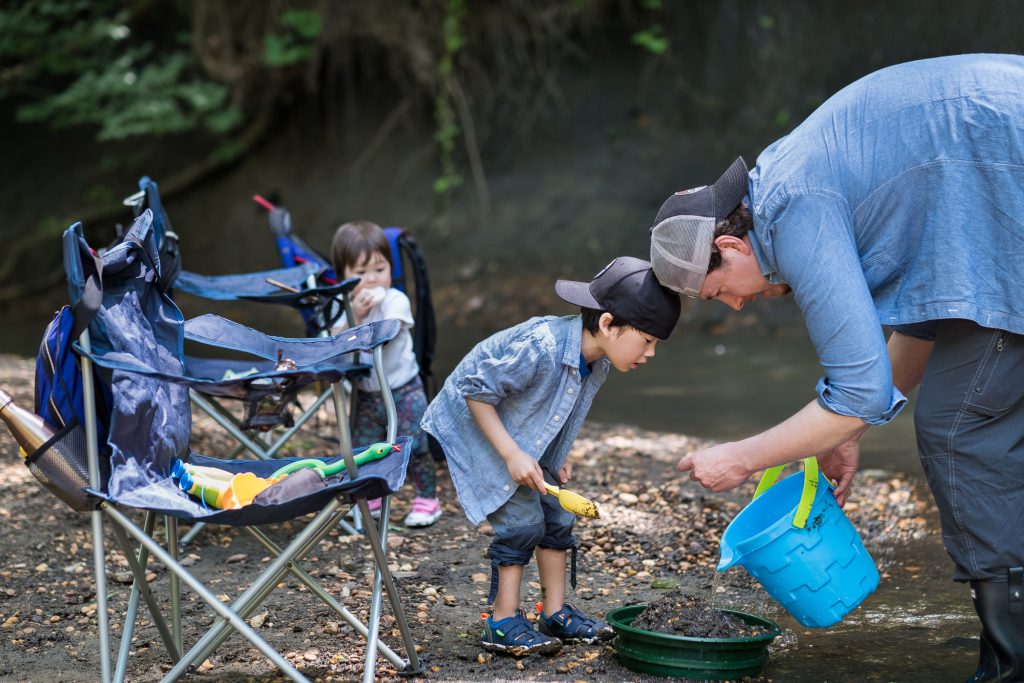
[717,457,879,628]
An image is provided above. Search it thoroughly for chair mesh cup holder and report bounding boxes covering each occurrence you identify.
[24,422,109,512]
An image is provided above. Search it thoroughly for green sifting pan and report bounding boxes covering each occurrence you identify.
[606,604,781,680]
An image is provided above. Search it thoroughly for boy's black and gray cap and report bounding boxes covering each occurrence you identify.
[556,256,681,340]
[650,156,749,297]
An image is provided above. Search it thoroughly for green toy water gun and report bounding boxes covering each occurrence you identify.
[269,442,399,479]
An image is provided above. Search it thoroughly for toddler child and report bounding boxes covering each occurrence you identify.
[331,220,441,527]
[422,256,681,654]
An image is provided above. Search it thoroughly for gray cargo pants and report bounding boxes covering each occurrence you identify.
[914,319,1024,582]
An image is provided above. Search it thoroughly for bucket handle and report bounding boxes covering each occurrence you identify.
[752,456,819,529]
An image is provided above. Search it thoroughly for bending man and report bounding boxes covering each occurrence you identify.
[649,54,1024,682]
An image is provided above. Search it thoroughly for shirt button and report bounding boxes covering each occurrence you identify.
[535,440,542,447]
[503,485,510,491]
[553,415,561,422]
[567,388,574,395]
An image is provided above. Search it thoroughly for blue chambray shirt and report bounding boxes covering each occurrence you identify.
[746,53,1024,425]
[421,315,610,524]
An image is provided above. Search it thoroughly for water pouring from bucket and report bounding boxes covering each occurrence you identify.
[717,456,879,628]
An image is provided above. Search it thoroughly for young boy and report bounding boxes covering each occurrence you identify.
[422,256,681,655]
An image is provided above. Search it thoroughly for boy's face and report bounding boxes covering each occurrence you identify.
[344,250,392,293]
[603,322,659,373]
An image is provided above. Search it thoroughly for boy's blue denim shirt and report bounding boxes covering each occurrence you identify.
[747,53,1024,426]
[422,314,610,525]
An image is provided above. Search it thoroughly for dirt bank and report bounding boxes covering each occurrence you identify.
[0,353,934,682]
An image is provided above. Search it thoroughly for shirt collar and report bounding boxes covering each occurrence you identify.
[749,218,787,285]
[561,314,584,368]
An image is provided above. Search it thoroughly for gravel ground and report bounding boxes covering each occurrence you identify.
[0,353,935,682]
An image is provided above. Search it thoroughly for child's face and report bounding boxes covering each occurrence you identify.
[344,250,392,293]
[598,321,663,374]
[602,323,660,373]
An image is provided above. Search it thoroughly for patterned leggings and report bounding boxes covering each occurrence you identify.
[351,375,436,498]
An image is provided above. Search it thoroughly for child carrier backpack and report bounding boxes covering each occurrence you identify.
[261,199,438,397]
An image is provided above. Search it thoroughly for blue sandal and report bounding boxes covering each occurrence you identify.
[539,602,615,643]
[482,609,562,656]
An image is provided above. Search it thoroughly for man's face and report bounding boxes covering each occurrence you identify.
[698,236,791,311]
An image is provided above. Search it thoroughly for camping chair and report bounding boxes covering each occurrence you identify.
[120,178,381,544]
[39,211,423,682]
[122,178,367,465]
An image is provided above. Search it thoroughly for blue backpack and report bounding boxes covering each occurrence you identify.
[34,242,112,450]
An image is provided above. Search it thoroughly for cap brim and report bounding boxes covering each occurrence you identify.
[712,157,749,220]
[555,280,601,309]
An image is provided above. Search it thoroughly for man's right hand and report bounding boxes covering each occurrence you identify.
[504,449,546,493]
[817,436,861,507]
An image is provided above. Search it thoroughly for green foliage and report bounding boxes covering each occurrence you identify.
[264,8,323,67]
[434,0,467,197]
[632,25,669,55]
[632,0,670,55]
[0,1,240,140]
[16,48,239,140]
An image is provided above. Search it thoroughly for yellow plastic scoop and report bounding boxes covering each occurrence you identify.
[543,483,600,519]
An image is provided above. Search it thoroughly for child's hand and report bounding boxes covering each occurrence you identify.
[350,287,383,324]
[558,462,573,485]
[505,449,546,493]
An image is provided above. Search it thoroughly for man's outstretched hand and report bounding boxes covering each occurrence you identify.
[677,442,754,492]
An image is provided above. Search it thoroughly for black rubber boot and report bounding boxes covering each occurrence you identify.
[966,568,1024,683]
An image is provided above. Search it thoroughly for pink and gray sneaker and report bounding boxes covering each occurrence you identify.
[403,497,442,527]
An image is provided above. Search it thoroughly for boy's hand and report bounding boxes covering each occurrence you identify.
[558,462,573,485]
[505,449,546,493]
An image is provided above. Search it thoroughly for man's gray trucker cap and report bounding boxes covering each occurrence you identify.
[650,157,749,297]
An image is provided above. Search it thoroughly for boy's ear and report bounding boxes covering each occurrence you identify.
[598,312,615,336]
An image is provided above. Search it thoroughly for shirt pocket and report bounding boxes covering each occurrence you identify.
[964,331,1024,417]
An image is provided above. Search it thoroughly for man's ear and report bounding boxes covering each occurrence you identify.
[713,234,749,254]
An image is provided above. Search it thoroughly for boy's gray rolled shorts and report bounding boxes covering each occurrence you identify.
[486,460,576,564]
[914,319,1024,582]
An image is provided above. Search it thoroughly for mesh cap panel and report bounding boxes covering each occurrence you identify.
[650,215,714,297]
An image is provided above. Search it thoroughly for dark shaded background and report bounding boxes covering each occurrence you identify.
[1,2,1021,438]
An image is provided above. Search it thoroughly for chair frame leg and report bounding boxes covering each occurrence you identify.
[164,516,183,652]
[355,496,424,680]
[91,508,112,683]
[162,499,352,681]
[114,512,182,681]
[245,523,408,669]
[108,521,181,665]
[101,503,308,683]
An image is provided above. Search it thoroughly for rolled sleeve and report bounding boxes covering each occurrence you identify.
[815,377,907,425]
[455,337,549,405]
[769,191,908,425]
